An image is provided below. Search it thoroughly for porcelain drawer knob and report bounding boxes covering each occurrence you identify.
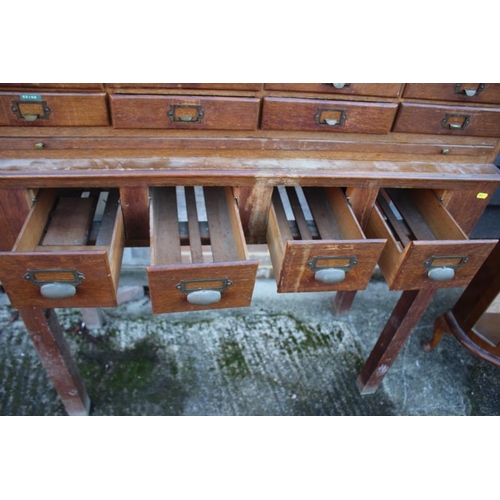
[314,268,346,284]
[187,290,222,305]
[40,283,77,299]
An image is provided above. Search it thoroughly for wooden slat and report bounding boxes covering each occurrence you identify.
[387,189,436,241]
[344,186,379,230]
[95,189,120,246]
[236,185,273,244]
[376,192,412,248]
[325,187,365,240]
[14,189,58,252]
[185,187,204,264]
[285,187,313,240]
[42,196,95,246]
[224,187,249,261]
[204,186,239,262]
[150,187,182,266]
[0,188,32,247]
[119,186,150,241]
[409,189,468,241]
[302,187,342,240]
[106,201,125,293]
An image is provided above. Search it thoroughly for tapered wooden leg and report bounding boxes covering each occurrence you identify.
[18,308,90,416]
[357,289,436,395]
[422,314,449,352]
[332,291,357,316]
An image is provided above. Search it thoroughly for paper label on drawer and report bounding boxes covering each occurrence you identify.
[19,93,42,102]
[476,193,489,199]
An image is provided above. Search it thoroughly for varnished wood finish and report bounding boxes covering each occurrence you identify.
[0,189,124,308]
[366,190,497,290]
[42,197,96,245]
[147,261,259,314]
[2,83,500,411]
[119,186,150,242]
[267,187,386,293]
[106,83,261,91]
[148,186,258,313]
[452,239,500,327]
[236,185,273,244]
[261,97,398,134]
[403,84,500,104]
[18,308,91,416]
[438,182,498,235]
[0,83,104,91]
[393,103,500,138]
[0,187,32,249]
[1,158,498,189]
[110,95,260,130]
[0,92,109,127]
[265,83,403,97]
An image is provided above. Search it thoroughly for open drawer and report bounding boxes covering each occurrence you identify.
[267,187,386,293]
[365,188,497,290]
[147,186,259,313]
[0,188,124,308]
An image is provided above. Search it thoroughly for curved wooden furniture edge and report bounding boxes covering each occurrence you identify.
[431,311,500,368]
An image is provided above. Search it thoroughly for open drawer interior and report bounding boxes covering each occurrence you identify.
[0,188,124,308]
[147,186,259,313]
[267,186,385,293]
[365,188,497,290]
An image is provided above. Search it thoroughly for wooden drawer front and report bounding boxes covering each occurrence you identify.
[0,84,105,91]
[403,84,500,104]
[106,83,261,91]
[0,188,124,308]
[393,103,500,137]
[110,95,260,130]
[267,187,386,293]
[365,189,497,290]
[147,186,258,313]
[265,83,402,97]
[261,97,398,134]
[0,92,109,127]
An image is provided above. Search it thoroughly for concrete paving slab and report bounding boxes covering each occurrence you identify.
[1,276,499,416]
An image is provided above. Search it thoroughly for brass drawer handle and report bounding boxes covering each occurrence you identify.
[314,108,347,127]
[176,277,232,305]
[24,268,85,299]
[307,256,358,284]
[441,113,471,131]
[454,83,485,97]
[168,104,204,123]
[11,100,51,121]
[424,255,468,282]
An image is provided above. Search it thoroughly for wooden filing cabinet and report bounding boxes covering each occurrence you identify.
[0,82,499,414]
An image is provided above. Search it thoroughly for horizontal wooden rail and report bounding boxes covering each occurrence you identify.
[0,158,499,189]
